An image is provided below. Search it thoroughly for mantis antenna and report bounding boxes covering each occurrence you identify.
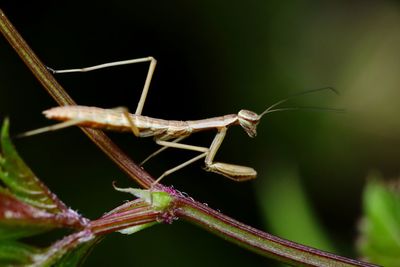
[258,87,341,118]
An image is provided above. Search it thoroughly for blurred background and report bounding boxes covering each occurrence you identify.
[1,1,400,266]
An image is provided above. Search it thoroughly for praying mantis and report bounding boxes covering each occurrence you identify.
[21,56,342,185]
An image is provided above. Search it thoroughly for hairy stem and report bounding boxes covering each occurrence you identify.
[89,199,160,235]
[175,196,378,267]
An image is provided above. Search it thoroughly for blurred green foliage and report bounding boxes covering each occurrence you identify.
[1,1,400,266]
[257,164,336,253]
[358,175,400,267]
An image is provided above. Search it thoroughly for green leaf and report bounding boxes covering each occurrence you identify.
[0,119,67,214]
[0,240,41,266]
[0,190,57,240]
[0,119,86,239]
[32,232,99,267]
[358,174,400,267]
[48,240,98,267]
[0,234,98,267]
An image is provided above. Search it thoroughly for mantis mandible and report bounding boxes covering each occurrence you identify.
[21,57,342,185]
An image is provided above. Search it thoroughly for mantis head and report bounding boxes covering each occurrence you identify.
[238,87,343,138]
[238,109,260,138]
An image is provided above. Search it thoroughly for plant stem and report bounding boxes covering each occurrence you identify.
[175,196,379,267]
[89,199,160,235]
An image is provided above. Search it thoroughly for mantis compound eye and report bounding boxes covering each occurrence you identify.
[238,109,260,138]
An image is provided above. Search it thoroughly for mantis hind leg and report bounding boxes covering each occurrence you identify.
[48,56,157,116]
[17,119,86,138]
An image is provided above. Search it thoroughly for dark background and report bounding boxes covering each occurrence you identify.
[1,1,400,266]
